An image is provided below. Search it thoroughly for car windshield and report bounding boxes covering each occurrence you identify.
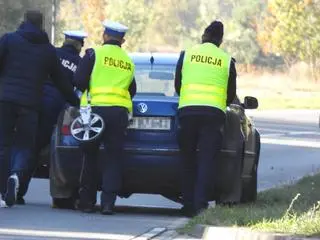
[134,64,177,97]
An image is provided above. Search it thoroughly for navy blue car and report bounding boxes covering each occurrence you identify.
[35,53,261,209]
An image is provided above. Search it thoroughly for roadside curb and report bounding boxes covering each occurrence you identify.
[188,224,320,240]
[152,218,192,240]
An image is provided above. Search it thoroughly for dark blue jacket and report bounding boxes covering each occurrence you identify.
[56,44,81,83]
[42,44,81,115]
[0,21,79,111]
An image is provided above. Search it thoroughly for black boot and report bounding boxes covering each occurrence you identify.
[16,195,25,205]
[101,193,116,215]
[78,204,96,213]
[101,205,114,215]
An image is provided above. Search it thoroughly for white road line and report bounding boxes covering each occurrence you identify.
[261,138,320,148]
[261,133,284,138]
[131,228,166,240]
[288,131,320,136]
[0,228,134,240]
[256,122,317,130]
[152,230,179,240]
[259,128,320,139]
[261,132,320,138]
[258,128,292,133]
[258,128,319,133]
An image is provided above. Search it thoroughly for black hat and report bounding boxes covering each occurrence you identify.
[204,20,224,41]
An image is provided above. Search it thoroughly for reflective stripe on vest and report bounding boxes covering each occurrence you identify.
[179,43,231,112]
[80,45,135,112]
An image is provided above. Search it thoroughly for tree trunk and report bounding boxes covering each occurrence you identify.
[310,55,318,83]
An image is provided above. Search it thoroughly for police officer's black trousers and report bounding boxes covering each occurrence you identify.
[178,115,224,212]
[79,107,128,209]
[0,102,38,196]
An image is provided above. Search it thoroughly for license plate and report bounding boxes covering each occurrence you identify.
[128,117,171,130]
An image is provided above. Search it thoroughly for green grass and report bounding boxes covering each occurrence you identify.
[180,173,320,238]
[237,90,320,110]
[237,74,320,110]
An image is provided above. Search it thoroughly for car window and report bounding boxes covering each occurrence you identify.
[134,64,177,97]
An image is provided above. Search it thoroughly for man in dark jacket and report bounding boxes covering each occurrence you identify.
[0,10,79,207]
[175,21,237,217]
[16,31,88,205]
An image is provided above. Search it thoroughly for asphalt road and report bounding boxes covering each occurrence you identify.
[0,110,319,240]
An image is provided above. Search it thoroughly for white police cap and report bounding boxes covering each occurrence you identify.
[63,30,88,41]
[103,20,128,38]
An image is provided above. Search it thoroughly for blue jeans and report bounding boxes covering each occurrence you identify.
[0,102,38,196]
[18,96,65,197]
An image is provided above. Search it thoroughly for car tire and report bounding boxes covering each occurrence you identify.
[241,165,257,203]
[52,197,76,210]
[240,130,260,203]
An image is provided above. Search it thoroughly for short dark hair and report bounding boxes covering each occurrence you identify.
[24,10,43,29]
[202,20,224,45]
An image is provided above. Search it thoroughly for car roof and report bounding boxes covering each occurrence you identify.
[129,52,180,65]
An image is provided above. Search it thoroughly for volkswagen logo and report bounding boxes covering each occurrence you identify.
[137,103,148,113]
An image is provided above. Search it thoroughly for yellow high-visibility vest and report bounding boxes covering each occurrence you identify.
[179,43,231,112]
[80,45,135,112]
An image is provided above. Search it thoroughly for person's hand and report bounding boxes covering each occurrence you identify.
[74,89,83,99]
[69,105,81,119]
[70,93,81,108]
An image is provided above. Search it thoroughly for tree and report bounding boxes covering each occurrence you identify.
[105,0,203,51]
[152,0,202,49]
[57,0,107,48]
[0,0,52,38]
[259,0,320,81]
[196,0,264,66]
[54,0,269,65]
[105,0,154,51]
[223,21,260,67]
[0,1,25,35]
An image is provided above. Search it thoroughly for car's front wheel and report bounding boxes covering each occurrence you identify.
[240,130,260,203]
[240,165,257,203]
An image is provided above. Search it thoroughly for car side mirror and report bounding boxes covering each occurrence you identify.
[243,96,258,109]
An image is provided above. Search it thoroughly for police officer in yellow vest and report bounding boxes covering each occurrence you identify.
[73,20,136,215]
[175,21,237,217]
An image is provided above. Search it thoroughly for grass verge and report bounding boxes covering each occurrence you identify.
[237,74,320,110]
[180,173,320,238]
